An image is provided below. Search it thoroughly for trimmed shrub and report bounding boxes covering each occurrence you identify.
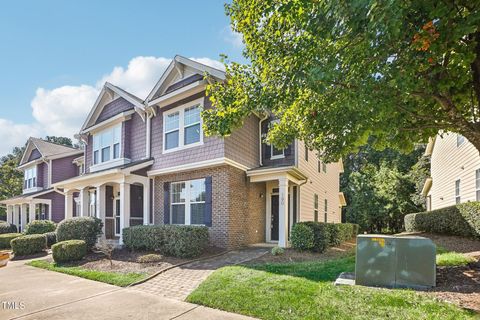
[123,225,209,258]
[137,253,163,263]
[0,221,17,234]
[271,246,285,256]
[25,220,56,235]
[404,202,480,238]
[52,240,87,263]
[45,232,57,247]
[56,217,103,249]
[0,233,22,249]
[291,223,315,250]
[291,222,359,253]
[11,234,46,256]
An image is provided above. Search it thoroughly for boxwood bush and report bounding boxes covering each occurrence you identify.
[0,233,22,249]
[291,222,359,253]
[11,234,47,256]
[123,225,209,258]
[404,202,480,238]
[56,217,103,249]
[52,240,87,263]
[0,221,17,234]
[25,220,56,235]
[44,231,57,247]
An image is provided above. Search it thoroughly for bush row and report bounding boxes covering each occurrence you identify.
[57,217,103,249]
[11,234,46,256]
[404,202,480,238]
[0,233,22,249]
[123,225,209,258]
[0,221,17,234]
[52,240,87,263]
[291,222,359,253]
[25,220,56,235]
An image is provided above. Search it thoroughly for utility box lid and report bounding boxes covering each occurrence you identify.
[355,234,435,289]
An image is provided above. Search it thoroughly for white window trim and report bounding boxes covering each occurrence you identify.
[23,165,40,193]
[455,179,461,204]
[170,178,206,226]
[476,169,480,201]
[162,97,204,154]
[92,123,122,166]
[270,145,285,160]
[456,134,465,147]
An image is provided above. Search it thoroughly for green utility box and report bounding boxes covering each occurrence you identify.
[355,234,436,289]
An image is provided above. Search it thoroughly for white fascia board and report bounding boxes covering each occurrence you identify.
[147,157,249,177]
[146,60,176,102]
[147,81,207,108]
[175,55,226,80]
[80,110,134,134]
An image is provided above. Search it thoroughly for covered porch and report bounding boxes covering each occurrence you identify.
[54,161,153,244]
[247,166,307,248]
[1,192,52,233]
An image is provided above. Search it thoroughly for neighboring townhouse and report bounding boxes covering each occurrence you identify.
[1,138,83,232]
[5,55,345,248]
[422,132,480,211]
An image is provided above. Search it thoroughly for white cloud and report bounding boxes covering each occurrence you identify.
[222,26,244,48]
[1,55,224,156]
[0,119,43,155]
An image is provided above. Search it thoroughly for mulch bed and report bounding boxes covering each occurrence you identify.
[246,240,356,264]
[43,246,225,276]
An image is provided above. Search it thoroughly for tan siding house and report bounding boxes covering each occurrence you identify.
[423,132,480,210]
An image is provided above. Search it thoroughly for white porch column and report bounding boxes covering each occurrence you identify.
[119,182,130,244]
[79,188,89,217]
[13,205,19,228]
[20,204,27,232]
[278,177,289,248]
[65,190,74,219]
[96,185,106,237]
[29,202,36,223]
[6,205,13,224]
[143,182,150,225]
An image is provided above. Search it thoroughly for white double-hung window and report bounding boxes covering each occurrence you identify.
[93,124,121,165]
[163,99,202,152]
[171,178,206,225]
[24,166,37,189]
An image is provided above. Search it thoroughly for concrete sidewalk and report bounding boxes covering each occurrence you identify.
[0,259,255,320]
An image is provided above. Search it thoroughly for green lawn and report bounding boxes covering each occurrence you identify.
[187,255,476,320]
[436,246,476,267]
[27,260,147,287]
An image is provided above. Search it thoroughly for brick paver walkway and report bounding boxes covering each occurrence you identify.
[133,248,269,300]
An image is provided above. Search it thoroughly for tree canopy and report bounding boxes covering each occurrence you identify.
[204,0,480,161]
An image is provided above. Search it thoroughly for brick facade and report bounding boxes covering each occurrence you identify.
[153,165,265,249]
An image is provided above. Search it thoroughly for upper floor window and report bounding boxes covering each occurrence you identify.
[24,166,36,189]
[455,179,461,204]
[164,101,202,152]
[476,169,480,201]
[314,194,319,222]
[456,134,465,147]
[93,124,121,165]
[271,145,284,159]
[324,199,328,222]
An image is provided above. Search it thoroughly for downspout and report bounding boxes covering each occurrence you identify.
[259,114,269,166]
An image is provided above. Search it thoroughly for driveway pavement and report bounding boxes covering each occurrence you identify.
[0,259,255,320]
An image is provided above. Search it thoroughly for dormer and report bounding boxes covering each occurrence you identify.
[79,82,148,173]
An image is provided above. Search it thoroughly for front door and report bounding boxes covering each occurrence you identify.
[271,194,279,241]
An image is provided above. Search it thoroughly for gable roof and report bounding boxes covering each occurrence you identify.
[146,55,226,104]
[80,82,145,132]
[19,137,80,166]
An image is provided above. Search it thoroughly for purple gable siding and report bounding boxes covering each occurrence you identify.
[165,74,204,94]
[36,162,47,188]
[85,136,92,174]
[122,120,131,159]
[126,112,146,162]
[34,191,65,223]
[28,148,42,162]
[51,155,79,184]
[96,97,134,124]
[149,91,224,171]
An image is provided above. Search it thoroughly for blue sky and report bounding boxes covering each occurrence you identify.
[0,0,243,155]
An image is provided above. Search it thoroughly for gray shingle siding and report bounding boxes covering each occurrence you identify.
[125,112,146,162]
[96,97,134,124]
[149,92,224,171]
[224,114,260,169]
[85,135,93,174]
[36,162,47,188]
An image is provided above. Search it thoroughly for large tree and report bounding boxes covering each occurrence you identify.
[204,1,480,161]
